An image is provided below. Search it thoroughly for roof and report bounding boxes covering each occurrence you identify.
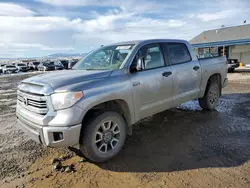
[108,39,188,46]
[190,24,250,48]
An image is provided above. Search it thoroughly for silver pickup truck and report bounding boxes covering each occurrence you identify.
[16,39,227,162]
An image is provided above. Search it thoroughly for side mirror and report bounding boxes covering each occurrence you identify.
[136,58,143,71]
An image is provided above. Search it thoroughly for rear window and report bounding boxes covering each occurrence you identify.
[167,43,192,65]
[33,62,40,65]
[6,66,16,68]
[17,64,25,66]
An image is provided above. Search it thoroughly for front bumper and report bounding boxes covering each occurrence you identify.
[16,112,82,147]
[228,63,239,69]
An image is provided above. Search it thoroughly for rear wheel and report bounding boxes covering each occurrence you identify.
[199,80,220,110]
[80,111,127,162]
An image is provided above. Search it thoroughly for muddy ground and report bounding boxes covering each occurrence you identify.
[0,73,250,188]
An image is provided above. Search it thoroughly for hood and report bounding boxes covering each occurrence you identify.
[22,70,112,91]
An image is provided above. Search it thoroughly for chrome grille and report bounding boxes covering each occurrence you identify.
[17,90,48,115]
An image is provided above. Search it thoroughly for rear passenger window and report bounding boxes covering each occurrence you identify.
[167,43,192,65]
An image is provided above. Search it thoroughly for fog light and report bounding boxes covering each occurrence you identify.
[53,132,63,141]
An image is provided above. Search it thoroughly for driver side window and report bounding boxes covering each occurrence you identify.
[131,44,165,71]
[144,46,164,69]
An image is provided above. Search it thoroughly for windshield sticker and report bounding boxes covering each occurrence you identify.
[116,45,132,50]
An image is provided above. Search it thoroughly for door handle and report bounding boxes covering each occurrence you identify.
[193,66,200,71]
[133,82,140,86]
[162,71,172,77]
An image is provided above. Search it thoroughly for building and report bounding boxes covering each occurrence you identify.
[190,24,250,64]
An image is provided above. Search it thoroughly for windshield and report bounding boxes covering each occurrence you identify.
[33,62,39,65]
[17,64,25,66]
[6,66,16,68]
[73,44,135,70]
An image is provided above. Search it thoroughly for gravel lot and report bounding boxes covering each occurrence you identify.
[0,73,250,188]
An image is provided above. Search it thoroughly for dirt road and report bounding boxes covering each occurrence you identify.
[0,73,250,188]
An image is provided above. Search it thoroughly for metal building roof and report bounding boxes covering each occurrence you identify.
[190,24,250,48]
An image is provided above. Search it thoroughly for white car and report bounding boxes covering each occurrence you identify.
[2,65,18,74]
[13,63,28,72]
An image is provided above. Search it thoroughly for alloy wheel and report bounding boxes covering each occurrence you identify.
[95,120,120,153]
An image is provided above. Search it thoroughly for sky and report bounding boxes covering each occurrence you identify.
[0,0,250,58]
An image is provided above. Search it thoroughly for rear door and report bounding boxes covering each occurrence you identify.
[163,42,202,106]
[130,43,173,120]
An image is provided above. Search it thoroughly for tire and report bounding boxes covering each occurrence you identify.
[80,111,127,162]
[199,80,220,110]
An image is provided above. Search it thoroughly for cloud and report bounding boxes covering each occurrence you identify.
[0,9,187,57]
[1,0,250,57]
[0,3,35,16]
[37,0,96,6]
[37,0,169,13]
[1,43,73,50]
[197,10,238,22]
[81,12,135,32]
[0,16,77,32]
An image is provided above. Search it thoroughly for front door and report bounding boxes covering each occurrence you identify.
[129,43,173,121]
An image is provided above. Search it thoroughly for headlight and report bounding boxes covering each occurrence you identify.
[51,91,83,110]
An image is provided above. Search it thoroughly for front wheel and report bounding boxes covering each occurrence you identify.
[80,111,127,162]
[199,81,220,110]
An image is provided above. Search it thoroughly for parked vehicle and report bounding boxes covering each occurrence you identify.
[53,61,64,70]
[29,61,40,70]
[0,64,6,74]
[14,63,28,72]
[16,39,228,162]
[68,59,79,69]
[37,62,55,71]
[2,65,18,74]
[60,60,69,69]
[227,59,240,72]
